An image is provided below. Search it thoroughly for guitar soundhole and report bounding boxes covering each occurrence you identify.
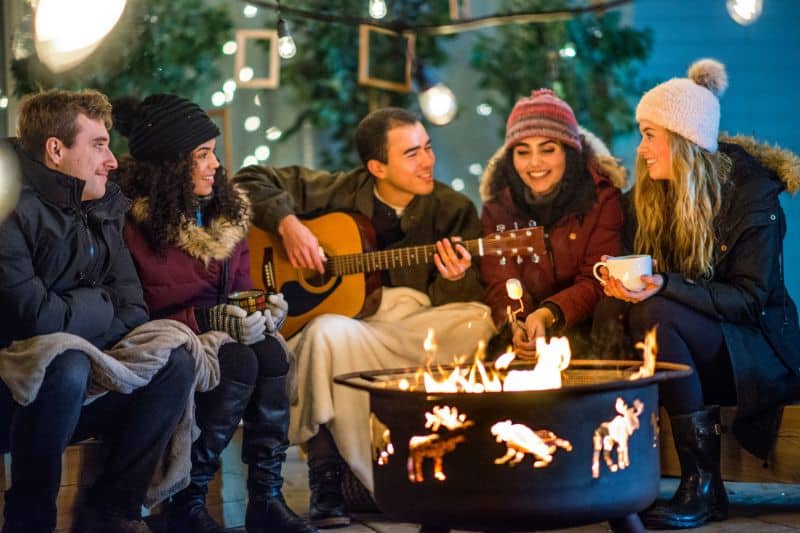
[301,269,333,288]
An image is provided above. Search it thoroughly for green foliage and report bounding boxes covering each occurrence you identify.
[280,0,453,168]
[11,0,232,104]
[471,0,652,145]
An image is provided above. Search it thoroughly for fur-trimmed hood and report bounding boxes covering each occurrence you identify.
[722,134,800,194]
[480,127,627,202]
[128,188,251,265]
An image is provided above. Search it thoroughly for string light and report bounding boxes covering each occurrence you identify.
[451,178,465,191]
[726,0,763,25]
[265,127,283,140]
[254,145,271,160]
[244,116,262,131]
[211,91,226,107]
[476,103,492,116]
[243,4,258,18]
[415,62,457,126]
[277,18,297,59]
[222,40,238,55]
[34,0,126,73]
[369,0,388,20]
[239,66,255,81]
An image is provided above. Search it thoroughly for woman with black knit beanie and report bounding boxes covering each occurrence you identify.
[111,94,316,533]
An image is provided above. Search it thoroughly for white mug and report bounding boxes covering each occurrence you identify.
[592,254,653,291]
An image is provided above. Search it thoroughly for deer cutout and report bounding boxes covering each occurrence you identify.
[591,398,645,479]
[370,413,394,465]
[491,420,572,468]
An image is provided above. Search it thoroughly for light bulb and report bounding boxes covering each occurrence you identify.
[369,0,388,19]
[34,0,127,72]
[277,19,296,59]
[726,0,763,25]
[278,36,296,59]
[418,83,457,126]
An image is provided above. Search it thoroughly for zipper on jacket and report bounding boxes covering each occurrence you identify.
[79,207,98,286]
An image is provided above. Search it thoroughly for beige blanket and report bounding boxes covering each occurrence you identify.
[287,287,496,492]
[0,319,228,507]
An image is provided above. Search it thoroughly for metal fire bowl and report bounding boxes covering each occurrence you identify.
[334,360,692,531]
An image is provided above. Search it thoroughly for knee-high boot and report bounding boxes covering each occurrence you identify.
[641,406,729,529]
[242,374,317,533]
[168,377,254,533]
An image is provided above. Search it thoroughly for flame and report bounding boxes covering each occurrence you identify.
[630,326,658,380]
[419,334,572,393]
[503,337,571,391]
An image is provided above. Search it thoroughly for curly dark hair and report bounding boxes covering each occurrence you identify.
[112,151,247,253]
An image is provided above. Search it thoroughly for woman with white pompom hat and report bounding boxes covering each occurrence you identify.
[602,59,800,529]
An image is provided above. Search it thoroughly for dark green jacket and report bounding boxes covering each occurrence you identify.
[233,165,484,306]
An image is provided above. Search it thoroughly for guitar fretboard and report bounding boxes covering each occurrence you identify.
[327,239,482,275]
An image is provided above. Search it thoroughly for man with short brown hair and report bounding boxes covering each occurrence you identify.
[0,89,194,533]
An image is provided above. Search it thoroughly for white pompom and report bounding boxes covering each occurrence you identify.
[688,59,728,97]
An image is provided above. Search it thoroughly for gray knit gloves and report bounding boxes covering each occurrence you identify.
[264,292,289,333]
[206,304,266,345]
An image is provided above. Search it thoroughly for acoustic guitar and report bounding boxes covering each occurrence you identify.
[247,212,546,337]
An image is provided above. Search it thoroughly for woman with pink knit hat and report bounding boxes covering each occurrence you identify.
[480,89,627,356]
[604,59,800,529]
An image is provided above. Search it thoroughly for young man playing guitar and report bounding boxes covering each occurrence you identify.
[234,107,497,528]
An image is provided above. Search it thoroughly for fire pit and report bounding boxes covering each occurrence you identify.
[334,359,691,532]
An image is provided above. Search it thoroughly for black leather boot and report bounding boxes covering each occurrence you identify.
[242,374,317,533]
[307,428,350,529]
[168,377,254,533]
[641,406,729,529]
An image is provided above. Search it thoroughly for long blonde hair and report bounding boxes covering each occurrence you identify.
[634,131,731,279]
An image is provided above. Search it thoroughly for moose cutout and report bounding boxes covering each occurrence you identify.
[491,420,572,468]
[591,397,645,479]
[406,406,473,483]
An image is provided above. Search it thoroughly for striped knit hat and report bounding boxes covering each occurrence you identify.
[505,89,581,151]
[112,94,220,162]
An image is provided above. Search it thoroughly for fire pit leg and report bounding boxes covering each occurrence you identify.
[608,513,645,533]
[418,525,450,533]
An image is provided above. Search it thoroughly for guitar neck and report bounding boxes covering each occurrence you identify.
[327,239,483,276]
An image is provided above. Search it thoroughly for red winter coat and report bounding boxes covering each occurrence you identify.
[479,138,626,329]
[123,197,252,333]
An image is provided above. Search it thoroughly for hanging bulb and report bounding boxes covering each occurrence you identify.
[277,18,296,59]
[369,0,388,19]
[419,84,457,126]
[726,0,762,25]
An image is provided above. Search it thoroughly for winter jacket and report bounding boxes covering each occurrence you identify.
[0,140,148,349]
[649,136,800,458]
[123,194,252,333]
[233,165,485,305]
[479,136,626,328]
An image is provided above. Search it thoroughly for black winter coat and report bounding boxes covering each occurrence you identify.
[651,139,800,458]
[0,140,148,349]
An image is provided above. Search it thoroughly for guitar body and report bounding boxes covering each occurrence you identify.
[247,211,545,338]
[247,212,382,338]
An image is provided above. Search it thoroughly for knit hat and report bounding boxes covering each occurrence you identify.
[636,59,728,152]
[112,94,220,162]
[505,89,581,151]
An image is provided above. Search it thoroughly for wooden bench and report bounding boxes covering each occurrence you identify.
[659,404,800,483]
[0,429,248,532]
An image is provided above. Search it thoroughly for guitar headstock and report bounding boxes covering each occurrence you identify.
[482,225,547,265]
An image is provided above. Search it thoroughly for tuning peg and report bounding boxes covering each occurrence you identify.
[516,256,523,264]
[513,221,519,230]
[496,224,506,232]
[499,257,507,266]
[531,253,540,263]
[528,220,537,227]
